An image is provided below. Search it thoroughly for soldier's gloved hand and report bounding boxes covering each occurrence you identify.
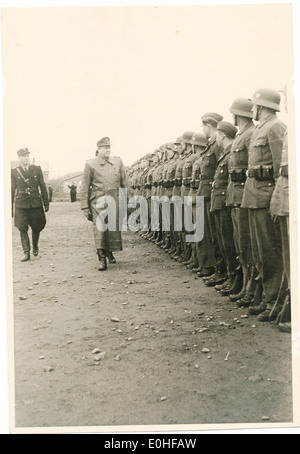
[44,205,49,213]
[271,214,278,223]
[82,208,91,220]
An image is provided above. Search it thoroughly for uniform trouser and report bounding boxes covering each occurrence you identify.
[231,206,257,294]
[15,206,46,252]
[213,208,237,276]
[195,199,216,269]
[279,215,290,289]
[248,208,283,306]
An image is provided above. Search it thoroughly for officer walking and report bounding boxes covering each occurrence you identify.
[11,148,49,261]
[80,137,128,271]
[241,88,287,321]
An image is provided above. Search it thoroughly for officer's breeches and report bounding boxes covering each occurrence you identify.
[15,207,46,233]
[248,208,283,303]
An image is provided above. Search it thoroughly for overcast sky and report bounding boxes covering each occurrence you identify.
[1,2,296,178]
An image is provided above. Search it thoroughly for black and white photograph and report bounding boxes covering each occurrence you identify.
[1,0,300,434]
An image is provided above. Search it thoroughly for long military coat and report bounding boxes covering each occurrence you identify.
[80,155,128,251]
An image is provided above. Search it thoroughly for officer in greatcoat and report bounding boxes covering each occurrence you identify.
[11,148,49,261]
[80,137,128,271]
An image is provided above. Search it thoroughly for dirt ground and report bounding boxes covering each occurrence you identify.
[10,201,294,432]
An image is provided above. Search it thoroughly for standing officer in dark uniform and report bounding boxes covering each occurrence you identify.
[241,87,287,321]
[11,148,49,261]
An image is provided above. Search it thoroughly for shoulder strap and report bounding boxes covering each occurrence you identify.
[16,167,28,183]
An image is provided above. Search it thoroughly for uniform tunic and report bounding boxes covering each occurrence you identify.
[80,155,128,251]
[11,165,49,233]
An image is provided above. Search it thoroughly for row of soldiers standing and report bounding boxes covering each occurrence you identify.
[128,87,290,332]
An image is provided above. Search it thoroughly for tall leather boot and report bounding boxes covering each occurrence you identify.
[20,231,30,262]
[32,231,40,256]
[107,250,116,264]
[97,249,107,271]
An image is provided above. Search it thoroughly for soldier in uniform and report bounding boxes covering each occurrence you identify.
[209,121,239,293]
[226,98,256,304]
[241,88,287,321]
[172,131,195,263]
[160,141,181,254]
[149,148,165,244]
[195,112,225,284]
[11,148,49,261]
[270,130,290,331]
[188,132,208,272]
[143,152,160,240]
[81,137,128,271]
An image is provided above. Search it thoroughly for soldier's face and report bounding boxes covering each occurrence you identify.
[216,131,224,148]
[98,146,111,160]
[19,155,30,166]
[252,105,260,121]
[202,124,210,139]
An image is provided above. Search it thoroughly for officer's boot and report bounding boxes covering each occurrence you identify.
[32,231,40,256]
[20,231,30,262]
[107,250,116,264]
[97,249,107,271]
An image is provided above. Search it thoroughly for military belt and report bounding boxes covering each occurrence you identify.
[247,165,274,181]
[17,189,39,195]
[229,169,247,183]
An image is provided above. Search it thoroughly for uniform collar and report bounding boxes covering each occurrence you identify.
[217,144,231,163]
[256,113,277,129]
[20,164,30,172]
[237,121,254,136]
[97,156,113,165]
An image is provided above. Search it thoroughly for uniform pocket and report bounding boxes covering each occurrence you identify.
[253,136,270,161]
[233,147,248,166]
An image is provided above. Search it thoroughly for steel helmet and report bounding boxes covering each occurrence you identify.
[251,87,281,112]
[230,98,253,118]
[182,131,195,144]
[191,132,207,147]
